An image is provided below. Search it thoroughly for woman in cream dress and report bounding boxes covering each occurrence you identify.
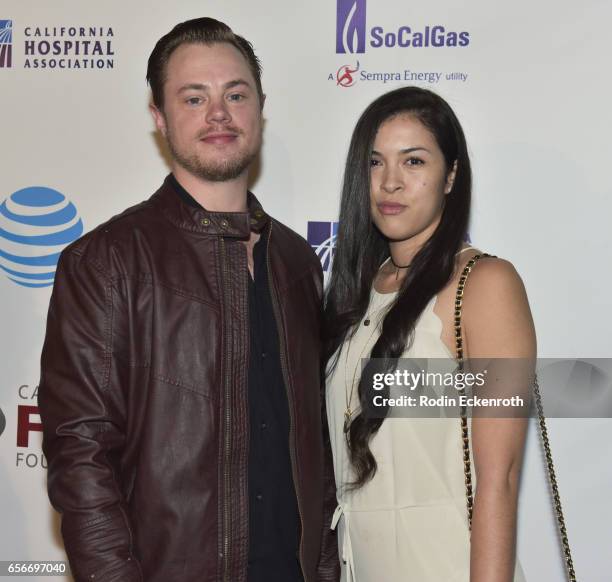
[323,87,534,581]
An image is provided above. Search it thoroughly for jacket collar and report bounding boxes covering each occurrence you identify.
[152,174,269,238]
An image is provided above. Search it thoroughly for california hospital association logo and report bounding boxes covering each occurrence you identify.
[0,20,12,67]
[307,222,339,282]
[0,187,83,287]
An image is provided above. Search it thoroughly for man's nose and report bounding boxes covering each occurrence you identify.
[206,96,231,124]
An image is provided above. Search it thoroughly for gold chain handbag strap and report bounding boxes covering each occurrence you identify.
[454,253,578,581]
[533,378,578,581]
[454,253,491,530]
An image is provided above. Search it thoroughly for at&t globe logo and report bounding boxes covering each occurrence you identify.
[0,186,83,287]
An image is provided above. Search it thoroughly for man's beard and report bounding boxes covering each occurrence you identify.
[166,126,260,183]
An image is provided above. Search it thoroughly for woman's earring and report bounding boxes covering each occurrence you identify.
[445,161,458,194]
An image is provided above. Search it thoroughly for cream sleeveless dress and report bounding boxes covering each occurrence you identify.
[326,258,527,582]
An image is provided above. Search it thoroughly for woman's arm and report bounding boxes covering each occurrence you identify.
[462,257,536,582]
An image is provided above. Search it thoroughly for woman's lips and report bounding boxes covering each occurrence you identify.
[377,202,407,215]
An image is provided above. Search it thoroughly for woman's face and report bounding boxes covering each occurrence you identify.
[369,113,456,243]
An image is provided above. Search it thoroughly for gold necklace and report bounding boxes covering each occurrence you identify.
[343,245,474,432]
[343,300,389,434]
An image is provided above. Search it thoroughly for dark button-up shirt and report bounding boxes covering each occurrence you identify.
[170,175,302,582]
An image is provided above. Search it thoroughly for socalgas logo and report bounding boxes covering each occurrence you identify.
[308,221,339,276]
[0,19,12,67]
[0,187,83,288]
[336,0,367,54]
[336,0,470,54]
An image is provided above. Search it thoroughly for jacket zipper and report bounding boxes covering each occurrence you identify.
[265,221,308,582]
[219,236,232,582]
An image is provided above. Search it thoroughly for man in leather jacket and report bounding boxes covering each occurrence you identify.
[38,17,339,582]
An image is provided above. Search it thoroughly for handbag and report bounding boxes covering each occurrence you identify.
[454,253,577,582]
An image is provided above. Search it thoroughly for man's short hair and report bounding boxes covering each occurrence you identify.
[146,17,263,110]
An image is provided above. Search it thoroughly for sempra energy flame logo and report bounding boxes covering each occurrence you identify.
[336,61,360,87]
[336,0,366,54]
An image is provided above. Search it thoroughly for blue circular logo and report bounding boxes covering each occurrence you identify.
[0,187,84,287]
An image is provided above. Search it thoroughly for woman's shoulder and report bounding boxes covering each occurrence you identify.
[459,251,526,301]
[459,250,535,358]
[436,248,524,311]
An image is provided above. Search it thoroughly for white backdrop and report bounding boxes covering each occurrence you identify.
[1,1,610,580]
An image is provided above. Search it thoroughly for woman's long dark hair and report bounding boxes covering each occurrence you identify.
[324,86,471,489]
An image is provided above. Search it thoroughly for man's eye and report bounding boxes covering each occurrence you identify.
[228,93,245,102]
[186,96,202,105]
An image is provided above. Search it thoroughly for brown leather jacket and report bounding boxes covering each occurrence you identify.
[38,176,339,582]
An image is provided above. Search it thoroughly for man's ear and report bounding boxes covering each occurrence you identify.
[445,160,458,194]
[260,93,266,111]
[149,103,167,137]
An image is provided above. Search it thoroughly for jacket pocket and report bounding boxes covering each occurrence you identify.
[113,280,221,399]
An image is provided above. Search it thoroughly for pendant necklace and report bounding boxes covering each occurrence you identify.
[345,247,473,432]
[389,255,411,281]
[343,301,389,434]
[344,255,410,433]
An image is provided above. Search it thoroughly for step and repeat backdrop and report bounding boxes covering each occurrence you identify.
[1,0,610,580]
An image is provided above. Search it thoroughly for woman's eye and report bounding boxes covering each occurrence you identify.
[405,157,424,166]
[370,158,382,167]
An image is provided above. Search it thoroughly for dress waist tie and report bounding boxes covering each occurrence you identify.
[331,504,356,582]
